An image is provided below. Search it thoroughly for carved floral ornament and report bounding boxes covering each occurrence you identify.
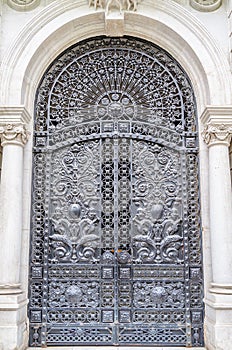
[89,0,222,12]
[7,0,40,11]
[89,0,222,13]
[190,0,222,12]
[202,123,232,146]
[0,123,29,147]
[6,0,222,11]
[89,0,138,12]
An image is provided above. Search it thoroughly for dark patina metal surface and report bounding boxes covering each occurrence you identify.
[29,36,204,347]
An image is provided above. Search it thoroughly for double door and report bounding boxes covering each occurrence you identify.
[36,129,192,346]
[29,35,204,347]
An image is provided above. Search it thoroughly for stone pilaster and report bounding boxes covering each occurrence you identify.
[0,146,2,181]
[0,123,29,290]
[202,122,232,286]
[202,107,232,350]
[0,108,31,350]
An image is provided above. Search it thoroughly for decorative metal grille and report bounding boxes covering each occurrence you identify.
[29,36,204,347]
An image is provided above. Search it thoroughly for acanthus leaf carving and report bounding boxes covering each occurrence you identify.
[202,123,232,147]
[0,123,29,147]
[89,0,138,12]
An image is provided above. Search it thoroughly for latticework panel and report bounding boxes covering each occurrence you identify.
[29,36,204,347]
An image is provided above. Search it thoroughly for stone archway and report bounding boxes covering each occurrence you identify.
[0,2,232,350]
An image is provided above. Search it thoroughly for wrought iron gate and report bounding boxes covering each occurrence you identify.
[29,36,204,347]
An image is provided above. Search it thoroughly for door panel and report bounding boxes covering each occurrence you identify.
[29,36,204,347]
[43,135,186,346]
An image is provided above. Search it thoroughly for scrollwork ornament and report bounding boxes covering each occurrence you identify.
[190,0,222,12]
[202,123,232,147]
[7,0,40,11]
[0,123,29,147]
[89,0,138,12]
[29,36,203,347]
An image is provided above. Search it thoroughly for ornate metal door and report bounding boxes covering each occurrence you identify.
[29,36,204,347]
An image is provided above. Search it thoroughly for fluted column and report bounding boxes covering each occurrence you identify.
[202,122,232,289]
[0,123,29,292]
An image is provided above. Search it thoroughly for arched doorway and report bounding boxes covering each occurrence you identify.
[29,36,204,347]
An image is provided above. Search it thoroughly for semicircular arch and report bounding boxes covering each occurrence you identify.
[0,0,231,115]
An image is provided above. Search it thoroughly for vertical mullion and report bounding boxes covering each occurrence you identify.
[182,152,191,346]
[113,137,119,328]
[42,150,52,346]
[129,137,133,329]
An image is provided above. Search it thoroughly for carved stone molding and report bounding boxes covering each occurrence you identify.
[7,0,40,11]
[89,0,138,13]
[0,106,31,124]
[0,146,2,171]
[105,13,125,36]
[0,123,29,147]
[0,284,22,295]
[190,0,222,12]
[210,283,232,295]
[202,123,232,147]
[89,0,139,37]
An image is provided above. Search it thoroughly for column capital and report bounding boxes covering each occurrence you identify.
[202,123,232,147]
[0,123,30,147]
[0,106,31,146]
[201,106,232,147]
